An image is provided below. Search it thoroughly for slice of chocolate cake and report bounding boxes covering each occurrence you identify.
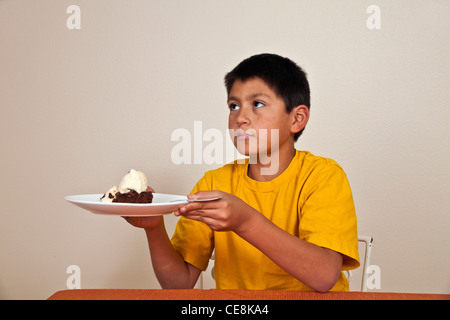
[113,190,153,203]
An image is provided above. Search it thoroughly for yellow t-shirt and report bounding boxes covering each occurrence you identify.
[171,150,360,291]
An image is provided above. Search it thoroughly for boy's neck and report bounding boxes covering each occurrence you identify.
[247,147,296,182]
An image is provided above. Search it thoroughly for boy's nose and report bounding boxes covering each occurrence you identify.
[235,108,251,127]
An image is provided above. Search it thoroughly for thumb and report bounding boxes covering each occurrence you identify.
[188,190,223,200]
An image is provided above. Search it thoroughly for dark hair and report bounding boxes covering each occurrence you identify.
[224,53,310,141]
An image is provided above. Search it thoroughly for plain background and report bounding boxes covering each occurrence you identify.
[1,0,449,299]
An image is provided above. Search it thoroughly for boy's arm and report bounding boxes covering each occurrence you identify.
[125,216,202,289]
[177,191,342,292]
[236,210,343,293]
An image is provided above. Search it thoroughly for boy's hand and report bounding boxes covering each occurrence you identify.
[174,191,256,233]
[123,215,162,229]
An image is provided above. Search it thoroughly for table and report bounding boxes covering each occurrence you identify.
[48,289,450,300]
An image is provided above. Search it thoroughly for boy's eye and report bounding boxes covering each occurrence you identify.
[229,103,240,111]
[253,101,265,108]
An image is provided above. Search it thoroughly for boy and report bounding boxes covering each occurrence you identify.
[126,53,359,292]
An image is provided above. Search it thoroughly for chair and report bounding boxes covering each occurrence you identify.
[345,235,374,292]
[205,235,374,292]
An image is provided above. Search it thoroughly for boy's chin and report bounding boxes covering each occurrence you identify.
[235,146,267,159]
[234,144,255,157]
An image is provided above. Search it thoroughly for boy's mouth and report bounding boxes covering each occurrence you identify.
[234,129,256,140]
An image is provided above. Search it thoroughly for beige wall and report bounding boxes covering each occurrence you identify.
[1,0,449,299]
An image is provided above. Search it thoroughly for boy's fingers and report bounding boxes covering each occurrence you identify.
[179,202,202,215]
[179,210,217,229]
[179,200,215,214]
[178,202,218,220]
[176,206,204,220]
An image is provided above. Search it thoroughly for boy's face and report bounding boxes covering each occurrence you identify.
[227,77,297,158]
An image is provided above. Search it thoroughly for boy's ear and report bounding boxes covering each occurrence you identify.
[290,105,310,134]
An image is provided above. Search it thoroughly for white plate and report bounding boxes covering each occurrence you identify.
[64,193,188,217]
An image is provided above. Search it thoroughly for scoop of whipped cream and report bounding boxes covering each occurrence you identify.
[101,169,148,203]
[101,186,119,203]
[118,169,148,193]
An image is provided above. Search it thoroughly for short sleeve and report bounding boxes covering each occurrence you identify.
[298,161,360,270]
[170,173,214,271]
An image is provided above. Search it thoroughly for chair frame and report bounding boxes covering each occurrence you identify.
[346,235,374,292]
